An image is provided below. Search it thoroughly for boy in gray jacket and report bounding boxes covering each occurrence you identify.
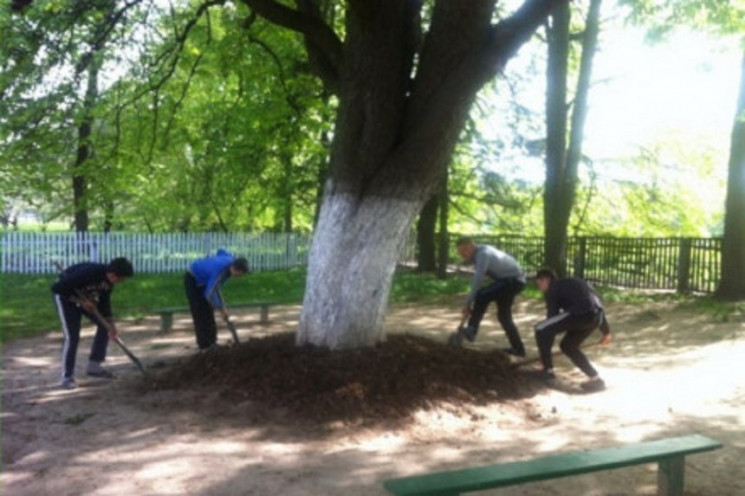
[449,237,526,356]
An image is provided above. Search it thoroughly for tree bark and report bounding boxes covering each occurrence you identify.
[543,0,601,276]
[416,194,438,272]
[716,51,745,301]
[73,50,102,233]
[274,0,566,348]
[437,176,450,279]
[298,190,421,348]
[543,2,570,275]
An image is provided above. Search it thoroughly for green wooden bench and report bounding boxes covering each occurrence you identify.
[153,301,276,332]
[383,434,722,496]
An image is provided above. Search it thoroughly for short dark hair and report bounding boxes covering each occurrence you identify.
[536,267,557,281]
[108,257,134,277]
[232,257,249,273]
[455,236,475,247]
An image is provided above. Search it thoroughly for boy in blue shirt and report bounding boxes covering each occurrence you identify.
[185,249,249,350]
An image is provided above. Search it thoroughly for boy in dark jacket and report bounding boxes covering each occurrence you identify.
[534,267,611,392]
[52,257,134,389]
[185,249,249,351]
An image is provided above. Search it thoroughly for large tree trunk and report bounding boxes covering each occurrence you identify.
[298,191,421,348]
[280,0,564,348]
[716,51,745,301]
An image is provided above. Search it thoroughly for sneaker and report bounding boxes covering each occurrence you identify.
[87,362,115,379]
[87,369,115,379]
[199,343,220,353]
[501,347,526,358]
[581,377,606,392]
[540,369,556,382]
[60,377,77,389]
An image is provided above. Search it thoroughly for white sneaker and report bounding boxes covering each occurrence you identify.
[60,377,77,389]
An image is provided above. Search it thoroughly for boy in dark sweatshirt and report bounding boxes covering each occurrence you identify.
[534,267,611,392]
[52,257,134,389]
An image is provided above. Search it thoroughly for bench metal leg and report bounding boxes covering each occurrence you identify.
[657,455,685,496]
[160,313,173,333]
[260,305,269,324]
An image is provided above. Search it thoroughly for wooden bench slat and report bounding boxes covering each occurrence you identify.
[153,302,276,314]
[384,435,722,496]
[153,302,277,332]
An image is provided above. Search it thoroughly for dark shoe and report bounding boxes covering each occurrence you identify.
[501,347,526,357]
[199,343,220,353]
[462,325,477,342]
[86,369,114,379]
[540,369,556,382]
[581,377,606,392]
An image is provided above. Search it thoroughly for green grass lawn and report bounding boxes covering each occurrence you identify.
[0,268,474,342]
[2,267,733,343]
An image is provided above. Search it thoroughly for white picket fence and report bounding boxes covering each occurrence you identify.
[0,232,313,274]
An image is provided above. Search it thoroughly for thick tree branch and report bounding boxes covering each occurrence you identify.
[239,0,343,91]
[488,0,567,68]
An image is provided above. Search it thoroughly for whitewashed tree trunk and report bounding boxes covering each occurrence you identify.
[297,187,421,348]
[247,0,563,349]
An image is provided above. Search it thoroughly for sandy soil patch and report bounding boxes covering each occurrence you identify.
[3,297,744,495]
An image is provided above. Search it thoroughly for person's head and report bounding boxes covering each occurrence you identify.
[107,257,134,284]
[535,267,557,293]
[229,257,249,277]
[455,237,477,261]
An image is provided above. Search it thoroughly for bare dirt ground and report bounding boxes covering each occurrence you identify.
[3,296,745,495]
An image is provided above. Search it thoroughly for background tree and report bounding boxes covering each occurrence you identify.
[5,0,564,348]
[1,2,331,232]
[621,0,745,299]
[543,0,602,276]
[227,0,563,349]
[97,5,331,232]
[717,52,745,300]
[0,1,156,231]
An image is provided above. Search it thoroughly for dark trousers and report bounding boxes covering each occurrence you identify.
[185,272,217,349]
[468,278,526,352]
[534,311,601,377]
[53,294,110,378]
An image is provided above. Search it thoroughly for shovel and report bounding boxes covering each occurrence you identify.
[78,295,149,375]
[217,290,240,344]
[447,316,469,347]
[54,262,147,375]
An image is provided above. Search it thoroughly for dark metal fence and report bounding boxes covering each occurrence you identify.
[452,235,722,294]
[2,231,724,293]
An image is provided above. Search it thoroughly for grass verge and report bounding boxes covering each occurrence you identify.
[1,267,729,343]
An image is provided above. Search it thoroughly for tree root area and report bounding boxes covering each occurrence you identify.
[142,333,535,428]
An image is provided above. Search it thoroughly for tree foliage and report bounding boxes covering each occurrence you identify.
[0,1,331,232]
[619,0,745,299]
